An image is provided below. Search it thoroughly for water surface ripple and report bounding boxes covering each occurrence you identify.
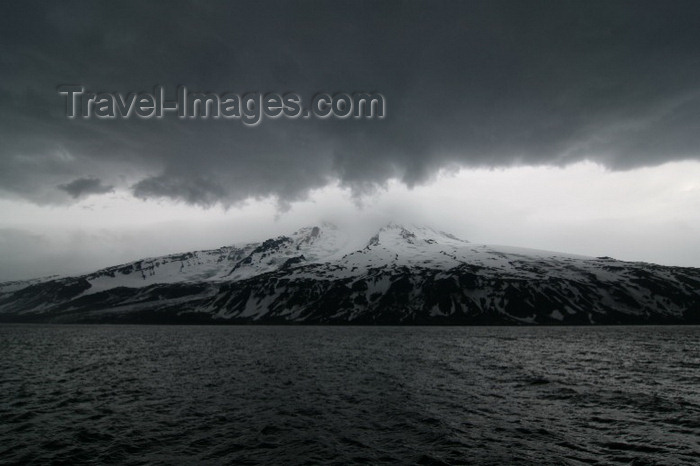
[1,325,698,465]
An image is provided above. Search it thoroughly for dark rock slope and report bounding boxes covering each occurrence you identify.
[1,224,698,324]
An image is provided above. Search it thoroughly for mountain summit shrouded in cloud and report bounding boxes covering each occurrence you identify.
[1,224,699,324]
[1,1,700,280]
[3,6,700,465]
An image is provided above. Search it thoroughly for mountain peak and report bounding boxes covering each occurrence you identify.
[2,222,698,325]
[291,221,338,237]
[367,223,468,249]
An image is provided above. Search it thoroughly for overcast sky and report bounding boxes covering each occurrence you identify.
[1,0,700,281]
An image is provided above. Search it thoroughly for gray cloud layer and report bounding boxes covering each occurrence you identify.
[58,177,113,198]
[2,0,700,206]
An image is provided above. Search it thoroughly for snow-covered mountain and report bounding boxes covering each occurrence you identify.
[79,223,350,295]
[1,223,699,324]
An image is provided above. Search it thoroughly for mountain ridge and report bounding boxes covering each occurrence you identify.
[1,223,699,324]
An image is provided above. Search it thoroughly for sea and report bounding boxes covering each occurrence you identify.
[1,325,698,465]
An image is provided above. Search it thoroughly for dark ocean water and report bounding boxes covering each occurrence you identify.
[1,325,698,465]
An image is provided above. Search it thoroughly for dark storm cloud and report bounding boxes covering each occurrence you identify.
[58,177,113,198]
[132,174,226,207]
[2,0,700,205]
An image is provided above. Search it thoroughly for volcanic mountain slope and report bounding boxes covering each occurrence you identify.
[1,223,699,324]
